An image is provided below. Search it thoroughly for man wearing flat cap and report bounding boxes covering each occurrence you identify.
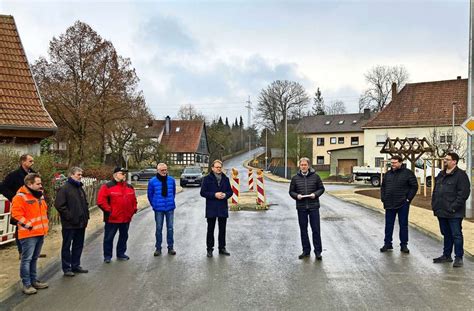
[97,167,137,263]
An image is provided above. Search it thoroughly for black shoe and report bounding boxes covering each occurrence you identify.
[380,245,393,253]
[207,250,213,257]
[400,246,410,254]
[219,249,230,256]
[453,258,463,268]
[72,267,88,273]
[154,250,161,257]
[168,249,176,255]
[433,255,453,263]
[298,253,310,259]
[104,258,111,263]
[117,255,130,261]
[315,253,322,260]
[63,271,75,277]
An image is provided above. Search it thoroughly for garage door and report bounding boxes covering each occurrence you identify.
[337,159,358,176]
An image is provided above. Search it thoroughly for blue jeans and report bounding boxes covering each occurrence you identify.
[61,228,86,272]
[19,236,44,286]
[297,209,322,254]
[154,210,174,250]
[103,223,129,259]
[438,217,464,259]
[384,203,409,247]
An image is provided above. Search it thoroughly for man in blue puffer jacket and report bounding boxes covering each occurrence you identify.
[147,163,177,256]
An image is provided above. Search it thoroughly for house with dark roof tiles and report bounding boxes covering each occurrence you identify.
[143,116,209,167]
[0,15,57,154]
[362,77,467,168]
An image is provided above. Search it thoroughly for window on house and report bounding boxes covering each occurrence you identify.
[177,153,183,162]
[330,137,336,144]
[351,137,359,145]
[317,138,325,146]
[447,135,453,143]
[440,135,446,143]
[338,137,345,144]
[375,157,384,168]
[376,135,387,146]
[317,156,325,165]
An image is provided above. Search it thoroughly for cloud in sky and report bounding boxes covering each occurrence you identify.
[1,0,470,123]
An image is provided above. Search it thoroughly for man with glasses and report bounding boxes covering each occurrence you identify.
[97,167,137,263]
[200,160,233,257]
[11,173,49,295]
[432,152,470,268]
[380,155,418,254]
[148,163,177,256]
[54,167,89,276]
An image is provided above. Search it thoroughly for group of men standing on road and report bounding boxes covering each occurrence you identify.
[2,150,471,296]
[379,152,470,268]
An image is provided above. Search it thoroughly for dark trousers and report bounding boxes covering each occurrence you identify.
[384,203,409,247]
[438,217,464,259]
[297,209,322,254]
[103,222,129,259]
[207,217,226,251]
[15,227,22,254]
[61,228,86,272]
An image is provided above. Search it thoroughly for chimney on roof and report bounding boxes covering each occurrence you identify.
[457,76,462,80]
[165,116,171,135]
[363,108,371,119]
[391,82,397,100]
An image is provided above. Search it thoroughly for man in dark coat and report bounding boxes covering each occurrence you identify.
[432,152,470,268]
[54,167,90,276]
[200,160,233,258]
[289,157,325,260]
[0,154,35,256]
[380,155,418,254]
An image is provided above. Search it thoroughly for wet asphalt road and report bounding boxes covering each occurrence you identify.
[4,150,474,310]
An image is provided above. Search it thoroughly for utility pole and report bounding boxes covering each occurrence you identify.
[265,128,268,170]
[467,0,474,218]
[245,96,252,154]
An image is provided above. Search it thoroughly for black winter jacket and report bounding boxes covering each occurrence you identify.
[54,178,90,228]
[432,167,470,218]
[0,166,35,225]
[380,167,418,210]
[289,169,325,210]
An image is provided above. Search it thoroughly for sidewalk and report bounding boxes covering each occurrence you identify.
[326,188,474,257]
[0,191,161,302]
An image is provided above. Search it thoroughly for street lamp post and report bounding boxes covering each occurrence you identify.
[265,128,268,170]
[452,102,456,149]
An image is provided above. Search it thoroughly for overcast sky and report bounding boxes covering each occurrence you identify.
[1,0,470,124]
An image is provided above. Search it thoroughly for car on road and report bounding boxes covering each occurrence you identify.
[180,166,204,187]
[130,168,156,181]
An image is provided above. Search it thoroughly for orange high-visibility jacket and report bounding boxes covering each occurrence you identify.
[11,186,49,239]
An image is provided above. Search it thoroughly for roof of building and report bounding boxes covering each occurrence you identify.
[363,78,467,129]
[297,111,373,134]
[143,119,207,153]
[0,15,57,132]
[327,145,364,152]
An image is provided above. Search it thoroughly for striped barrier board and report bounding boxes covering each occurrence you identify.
[256,169,265,206]
[248,169,254,191]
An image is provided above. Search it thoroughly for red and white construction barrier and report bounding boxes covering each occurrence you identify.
[230,168,240,205]
[256,169,265,206]
[0,195,15,245]
[248,168,254,191]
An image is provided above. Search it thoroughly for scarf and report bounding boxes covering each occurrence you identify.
[26,186,43,199]
[67,177,83,187]
[157,174,168,197]
[213,172,222,187]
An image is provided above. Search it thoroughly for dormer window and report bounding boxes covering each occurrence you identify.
[176,127,180,132]
[352,120,357,124]
[338,120,344,124]
[325,121,331,125]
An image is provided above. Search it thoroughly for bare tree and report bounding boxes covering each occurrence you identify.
[257,80,309,133]
[311,87,325,116]
[359,65,409,112]
[427,128,466,160]
[325,100,347,115]
[176,104,205,121]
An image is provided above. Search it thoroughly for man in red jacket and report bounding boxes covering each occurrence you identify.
[97,167,137,263]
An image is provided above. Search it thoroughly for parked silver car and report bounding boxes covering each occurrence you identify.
[180,166,204,187]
